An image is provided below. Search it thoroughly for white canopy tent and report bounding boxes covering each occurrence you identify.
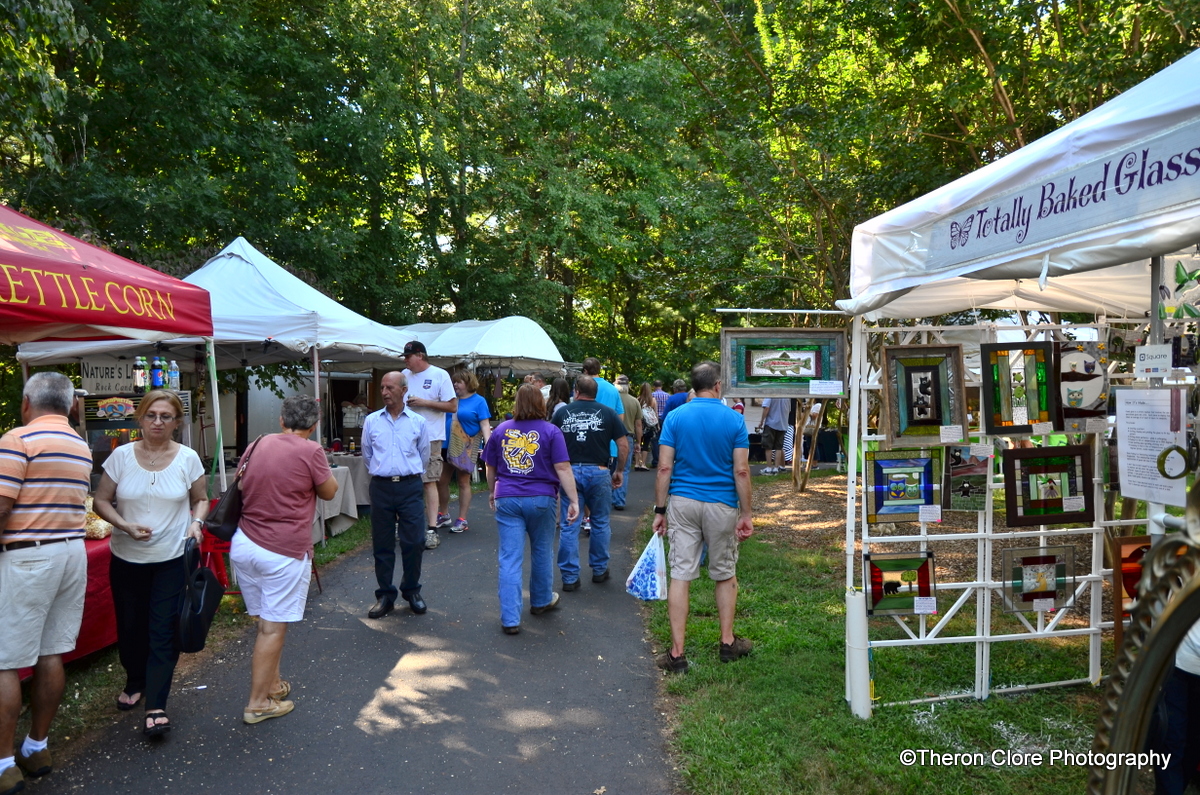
[18,237,415,368]
[394,316,567,374]
[18,238,416,468]
[838,48,1200,319]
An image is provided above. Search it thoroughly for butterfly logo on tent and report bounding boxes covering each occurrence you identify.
[949,214,974,250]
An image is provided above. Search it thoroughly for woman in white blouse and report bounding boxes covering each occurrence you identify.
[93,390,207,737]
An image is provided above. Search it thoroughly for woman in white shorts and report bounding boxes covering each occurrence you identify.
[230,395,336,724]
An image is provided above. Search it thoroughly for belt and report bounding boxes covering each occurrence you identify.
[0,537,75,553]
[372,474,420,482]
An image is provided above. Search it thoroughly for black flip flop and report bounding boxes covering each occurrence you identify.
[143,711,170,737]
[116,692,142,711]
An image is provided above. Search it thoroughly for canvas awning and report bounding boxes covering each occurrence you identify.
[838,49,1200,318]
[395,316,566,373]
[0,205,213,343]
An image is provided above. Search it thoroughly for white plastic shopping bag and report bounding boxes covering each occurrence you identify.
[626,534,668,600]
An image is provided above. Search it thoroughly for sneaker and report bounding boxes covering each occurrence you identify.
[656,651,689,674]
[760,467,776,476]
[582,518,591,536]
[530,592,560,615]
[561,580,581,592]
[425,528,441,549]
[435,512,452,528]
[0,764,25,795]
[243,698,295,725]
[16,746,51,777]
[719,636,753,662]
[592,569,610,583]
[451,518,469,534]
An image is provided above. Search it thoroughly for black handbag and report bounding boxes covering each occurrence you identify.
[177,538,225,653]
[203,436,263,542]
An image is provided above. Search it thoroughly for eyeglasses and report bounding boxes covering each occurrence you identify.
[143,413,177,423]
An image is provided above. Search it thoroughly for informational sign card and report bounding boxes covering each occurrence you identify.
[1116,388,1188,507]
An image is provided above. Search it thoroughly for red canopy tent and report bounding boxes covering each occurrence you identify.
[1,204,213,674]
[0,205,212,343]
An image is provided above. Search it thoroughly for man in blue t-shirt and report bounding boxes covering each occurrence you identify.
[653,361,753,674]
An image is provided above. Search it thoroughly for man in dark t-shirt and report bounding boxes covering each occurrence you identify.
[552,376,629,591]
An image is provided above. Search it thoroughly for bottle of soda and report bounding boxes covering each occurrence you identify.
[150,357,164,389]
[133,357,145,394]
[168,360,180,390]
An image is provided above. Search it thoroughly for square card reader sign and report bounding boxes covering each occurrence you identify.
[1135,344,1172,377]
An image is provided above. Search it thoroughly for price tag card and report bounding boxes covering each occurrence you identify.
[1085,417,1109,435]
[969,443,993,458]
[1062,496,1086,512]
[1032,598,1056,613]
[913,597,938,615]
[918,504,942,523]
[808,380,843,396]
[1031,421,1054,436]
[939,424,963,443]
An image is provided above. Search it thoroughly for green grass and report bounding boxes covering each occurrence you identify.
[641,509,1103,794]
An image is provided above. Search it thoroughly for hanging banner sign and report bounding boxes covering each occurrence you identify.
[926,116,1200,273]
[80,357,137,394]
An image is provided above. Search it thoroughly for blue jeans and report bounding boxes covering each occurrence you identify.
[495,495,556,628]
[612,433,634,507]
[558,464,612,583]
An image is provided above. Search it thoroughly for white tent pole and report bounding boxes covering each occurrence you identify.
[313,347,322,444]
[206,338,227,490]
[1148,255,1167,546]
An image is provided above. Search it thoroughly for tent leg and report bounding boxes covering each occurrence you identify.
[207,339,227,490]
[313,348,322,445]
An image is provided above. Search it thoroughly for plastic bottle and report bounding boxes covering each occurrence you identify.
[168,360,180,390]
[133,357,145,394]
[349,439,357,454]
[150,357,164,389]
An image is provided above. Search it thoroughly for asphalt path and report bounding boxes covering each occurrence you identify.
[37,469,671,794]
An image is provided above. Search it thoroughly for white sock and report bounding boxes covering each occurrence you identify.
[22,735,48,756]
[0,756,13,773]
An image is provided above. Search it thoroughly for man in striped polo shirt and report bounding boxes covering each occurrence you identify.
[0,372,91,794]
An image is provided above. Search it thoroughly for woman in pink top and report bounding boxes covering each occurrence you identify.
[229,395,337,725]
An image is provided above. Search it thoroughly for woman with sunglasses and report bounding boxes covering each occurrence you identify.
[93,389,207,737]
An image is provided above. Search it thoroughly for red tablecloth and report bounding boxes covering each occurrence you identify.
[18,538,118,679]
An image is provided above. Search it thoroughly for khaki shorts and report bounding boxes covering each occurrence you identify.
[423,451,444,483]
[665,496,739,582]
[762,426,786,451]
[0,539,87,669]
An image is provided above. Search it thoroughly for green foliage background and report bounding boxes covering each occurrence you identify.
[0,0,1196,426]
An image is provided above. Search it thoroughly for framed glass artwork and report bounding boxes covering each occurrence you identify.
[864,447,944,523]
[880,344,968,447]
[864,550,936,616]
[720,328,847,398]
[1057,340,1109,433]
[980,342,1059,435]
[943,445,989,512]
[1000,545,1074,613]
[1001,445,1094,527]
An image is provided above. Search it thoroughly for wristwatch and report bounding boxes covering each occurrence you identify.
[654,505,667,515]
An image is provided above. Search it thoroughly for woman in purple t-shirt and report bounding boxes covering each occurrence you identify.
[483,384,579,634]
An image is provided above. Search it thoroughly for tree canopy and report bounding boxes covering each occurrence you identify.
[2,0,1196,382]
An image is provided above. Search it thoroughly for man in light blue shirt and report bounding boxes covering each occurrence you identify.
[581,357,624,456]
[653,361,753,674]
[361,371,431,619]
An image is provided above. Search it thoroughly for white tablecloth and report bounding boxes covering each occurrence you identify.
[327,453,371,506]
[312,466,358,543]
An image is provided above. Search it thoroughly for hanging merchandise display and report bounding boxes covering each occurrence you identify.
[863,447,945,524]
[1057,339,1109,432]
[980,342,1060,435]
[719,327,848,399]
[1000,546,1076,614]
[1001,445,1095,527]
[863,550,937,617]
[879,344,968,447]
[942,445,990,512]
